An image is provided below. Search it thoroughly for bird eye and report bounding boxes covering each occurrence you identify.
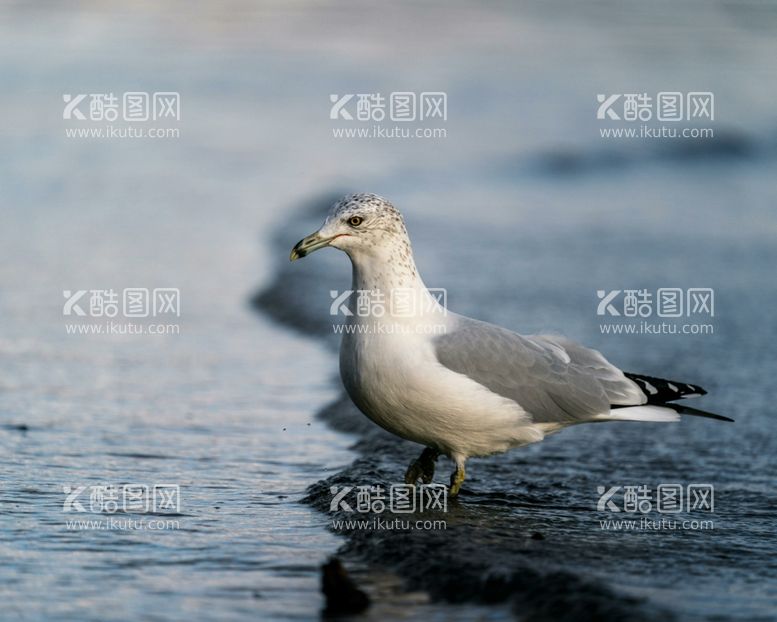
[348,216,363,227]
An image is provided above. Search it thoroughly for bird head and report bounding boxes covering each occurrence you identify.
[290,193,410,262]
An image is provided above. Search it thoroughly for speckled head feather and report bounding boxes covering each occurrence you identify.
[326,193,409,237]
[322,193,419,288]
[290,193,422,289]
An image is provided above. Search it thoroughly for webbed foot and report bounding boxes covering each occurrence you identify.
[404,447,439,485]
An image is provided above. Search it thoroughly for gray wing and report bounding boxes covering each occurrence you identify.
[433,315,645,424]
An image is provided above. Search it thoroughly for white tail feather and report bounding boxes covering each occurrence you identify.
[599,406,681,423]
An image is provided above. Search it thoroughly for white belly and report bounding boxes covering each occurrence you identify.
[339,326,540,458]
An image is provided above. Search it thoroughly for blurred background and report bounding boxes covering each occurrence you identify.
[1,2,776,620]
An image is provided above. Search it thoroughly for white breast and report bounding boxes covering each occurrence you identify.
[338,316,536,458]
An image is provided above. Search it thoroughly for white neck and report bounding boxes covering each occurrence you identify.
[345,243,444,322]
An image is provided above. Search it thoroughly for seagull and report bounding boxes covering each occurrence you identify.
[290,193,732,497]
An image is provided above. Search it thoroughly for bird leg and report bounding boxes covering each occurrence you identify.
[404,447,439,485]
[449,459,466,497]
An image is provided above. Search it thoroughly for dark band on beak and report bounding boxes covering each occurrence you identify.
[290,232,334,261]
[289,240,308,261]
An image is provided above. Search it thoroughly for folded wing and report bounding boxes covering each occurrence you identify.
[433,315,645,424]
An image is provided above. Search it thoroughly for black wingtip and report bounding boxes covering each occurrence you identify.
[625,372,709,404]
[668,404,735,423]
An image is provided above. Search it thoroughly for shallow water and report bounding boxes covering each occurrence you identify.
[3,2,777,621]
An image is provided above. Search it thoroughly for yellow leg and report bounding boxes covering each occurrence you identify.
[449,460,466,497]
